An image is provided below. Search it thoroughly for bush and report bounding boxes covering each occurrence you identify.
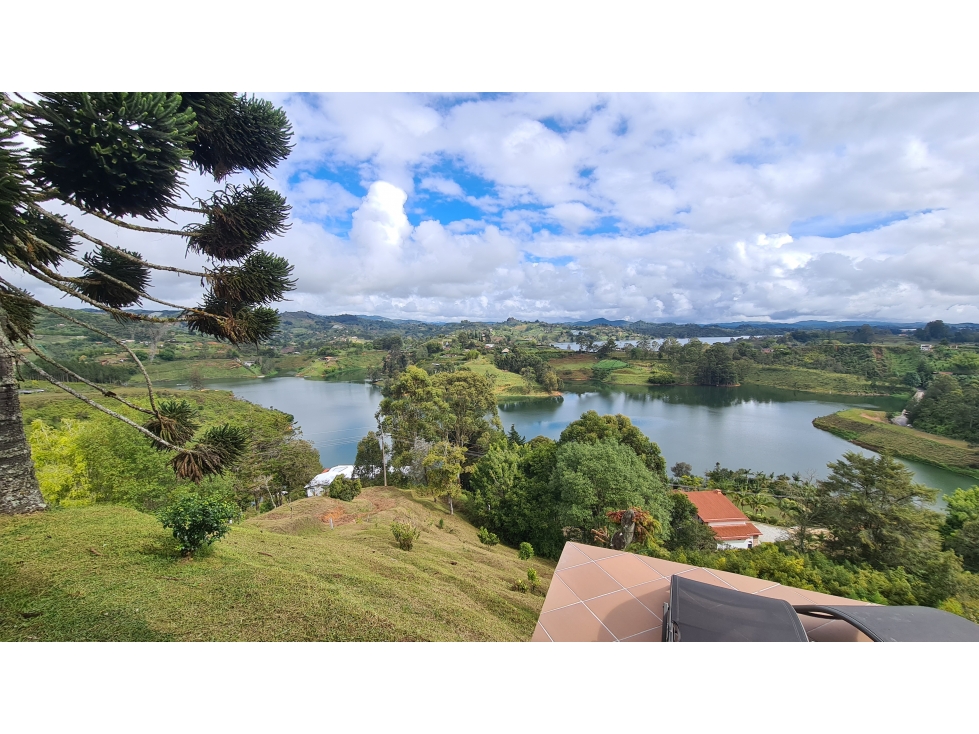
[511,579,529,592]
[527,567,540,591]
[518,542,535,560]
[328,475,362,501]
[391,519,421,551]
[478,526,500,545]
[158,494,238,556]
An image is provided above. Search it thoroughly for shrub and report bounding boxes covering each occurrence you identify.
[329,475,362,501]
[158,494,238,556]
[391,519,421,551]
[511,579,529,592]
[478,526,500,545]
[527,567,540,590]
[518,542,535,560]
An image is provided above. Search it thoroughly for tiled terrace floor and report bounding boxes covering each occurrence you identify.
[533,542,873,642]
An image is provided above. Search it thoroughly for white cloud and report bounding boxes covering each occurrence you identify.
[10,93,979,324]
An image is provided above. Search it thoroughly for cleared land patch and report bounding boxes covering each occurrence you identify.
[813,409,979,480]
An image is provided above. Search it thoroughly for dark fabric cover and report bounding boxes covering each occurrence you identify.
[668,575,808,642]
[793,605,979,642]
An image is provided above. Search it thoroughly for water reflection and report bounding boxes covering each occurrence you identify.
[202,376,972,500]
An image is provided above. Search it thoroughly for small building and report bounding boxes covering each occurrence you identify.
[305,465,355,496]
[920,344,933,352]
[682,489,762,550]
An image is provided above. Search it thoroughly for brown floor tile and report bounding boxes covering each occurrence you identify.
[628,577,671,619]
[538,602,616,642]
[621,626,662,642]
[584,589,661,640]
[531,623,552,642]
[557,561,623,600]
[540,575,581,613]
[639,556,697,577]
[597,553,664,588]
[574,543,625,561]
[704,569,779,594]
[674,567,737,589]
[756,585,813,606]
[555,543,592,570]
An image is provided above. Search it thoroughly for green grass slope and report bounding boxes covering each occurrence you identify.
[813,409,979,479]
[0,487,554,641]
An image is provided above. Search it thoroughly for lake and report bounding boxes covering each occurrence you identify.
[551,336,775,351]
[202,376,975,501]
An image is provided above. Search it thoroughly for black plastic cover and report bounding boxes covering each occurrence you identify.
[668,575,809,642]
[793,605,979,642]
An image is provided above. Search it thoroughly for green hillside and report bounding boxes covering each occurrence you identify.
[0,487,554,641]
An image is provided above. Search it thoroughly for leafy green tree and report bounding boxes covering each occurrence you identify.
[379,366,450,469]
[353,430,385,484]
[328,475,362,502]
[433,369,498,450]
[852,324,875,343]
[906,374,979,442]
[422,440,467,514]
[1,92,295,514]
[663,491,718,551]
[818,452,950,578]
[550,439,670,543]
[943,486,979,572]
[559,411,668,483]
[596,337,618,359]
[670,462,692,480]
[695,343,738,386]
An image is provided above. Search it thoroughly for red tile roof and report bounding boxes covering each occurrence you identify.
[711,522,762,540]
[683,490,749,523]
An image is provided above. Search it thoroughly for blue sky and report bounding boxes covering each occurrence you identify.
[11,93,979,324]
[247,92,979,323]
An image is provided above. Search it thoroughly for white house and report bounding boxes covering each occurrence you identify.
[305,465,355,496]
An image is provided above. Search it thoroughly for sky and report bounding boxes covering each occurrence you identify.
[9,93,979,324]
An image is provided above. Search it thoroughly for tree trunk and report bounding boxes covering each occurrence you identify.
[0,315,46,514]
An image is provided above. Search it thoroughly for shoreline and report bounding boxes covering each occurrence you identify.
[813,409,979,481]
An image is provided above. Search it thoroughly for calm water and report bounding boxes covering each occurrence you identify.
[551,336,775,351]
[201,377,976,501]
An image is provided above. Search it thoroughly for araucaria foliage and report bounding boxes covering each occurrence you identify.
[0,92,295,514]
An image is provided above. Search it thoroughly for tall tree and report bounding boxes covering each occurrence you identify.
[559,410,668,483]
[818,452,945,571]
[1,93,294,513]
[695,343,738,386]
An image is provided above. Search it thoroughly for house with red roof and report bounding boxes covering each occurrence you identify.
[682,489,762,550]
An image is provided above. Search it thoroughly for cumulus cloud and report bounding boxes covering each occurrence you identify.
[9,93,979,324]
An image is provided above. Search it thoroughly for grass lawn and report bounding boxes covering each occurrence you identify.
[813,409,979,480]
[741,365,891,395]
[0,487,554,641]
[463,359,557,398]
[140,358,259,384]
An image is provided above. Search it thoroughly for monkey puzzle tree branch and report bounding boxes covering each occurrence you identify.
[29,203,207,279]
[12,354,189,453]
[0,278,163,414]
[20,266,186,324]
[25,246,216,319]
[9,325,154,416]
[84,209,189,237]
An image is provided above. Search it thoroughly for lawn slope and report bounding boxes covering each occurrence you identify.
[0,488,553,641]
[813,409,979,480]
